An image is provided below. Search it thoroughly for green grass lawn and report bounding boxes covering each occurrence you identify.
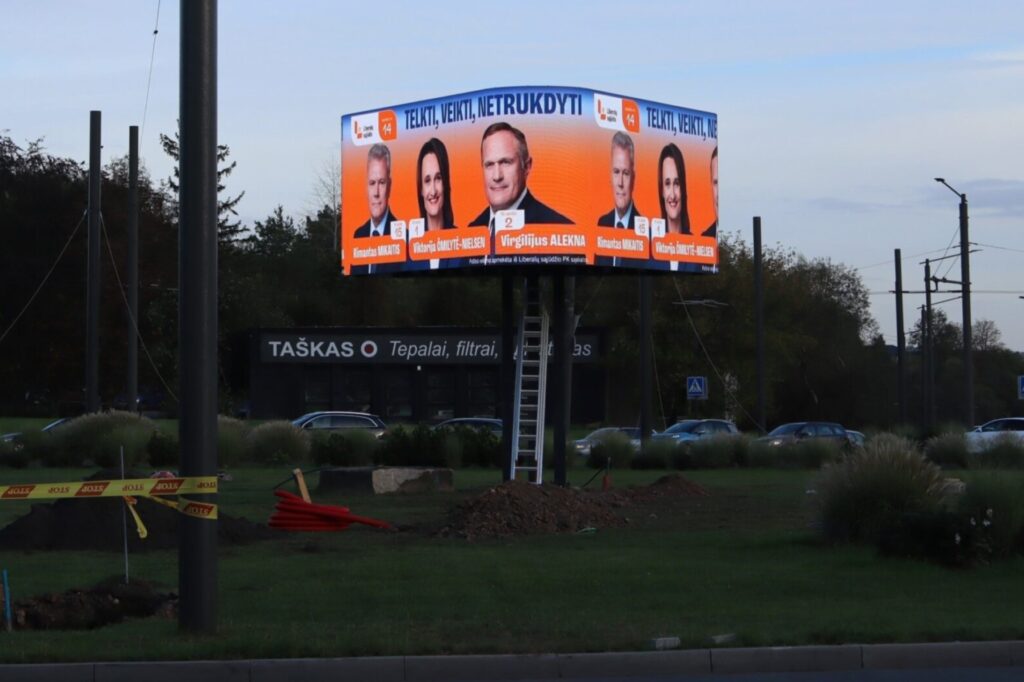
[0,466,1022,662]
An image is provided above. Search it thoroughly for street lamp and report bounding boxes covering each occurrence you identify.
[934,177,974,427]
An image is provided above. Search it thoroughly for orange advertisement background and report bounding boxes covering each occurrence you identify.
[342,89,717,274]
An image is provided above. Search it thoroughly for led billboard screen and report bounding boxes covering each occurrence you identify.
[340,86,717,275]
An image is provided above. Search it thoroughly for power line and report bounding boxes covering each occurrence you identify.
[974,241,1024,254]
[854,245,958,271]
[140,0,163,147]
[671,278,761,428]
[99,212,178,403]
[0,211,86,348]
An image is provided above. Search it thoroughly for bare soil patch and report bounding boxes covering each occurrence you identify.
[12,576,175,630]
[438,474,711,540]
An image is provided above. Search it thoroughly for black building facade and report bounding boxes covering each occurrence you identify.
[249,327,605,423]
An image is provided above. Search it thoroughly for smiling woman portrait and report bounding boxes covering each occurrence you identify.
[658,143,690,235]
[417,137,456,230]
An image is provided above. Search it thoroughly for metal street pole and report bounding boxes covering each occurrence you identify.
[935,178,974,427]
[894,249,906,425]
[127,126,139,415]
[86,111,102,414]
[500,275,514,481]
[179,0,218,634]
[753,217,765,433]
[924,259,935,429]
[639,275,652,447]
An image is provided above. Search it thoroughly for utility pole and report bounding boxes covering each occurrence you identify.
[894,249,906,425]
[639,275,652,447]
[753,217,765,433]
[86,111,102,414]
[935,178,974,427]
[179,0,218,634]
[924,259,935,429]
[127,126,139,414]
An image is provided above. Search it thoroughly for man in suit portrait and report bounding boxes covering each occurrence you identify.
[469,122,572,232]
[701,145,718,238]
[597,131,644,267]
[351,143,400,274]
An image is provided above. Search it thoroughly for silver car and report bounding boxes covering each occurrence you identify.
[965,418,1024,453]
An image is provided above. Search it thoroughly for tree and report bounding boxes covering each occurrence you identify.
[159,127,246,245]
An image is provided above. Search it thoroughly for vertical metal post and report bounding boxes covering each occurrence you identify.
[551,274,573,486]
[86,111,102,414]
[179,0,218,634]
[924,259,935,429]
[127,126,139,414]
[639,275,652,447]
[925,303,933,430]
[959,194,973,427]
[894,249,906,425]
[753,217,766,433]
[500,274,514,481]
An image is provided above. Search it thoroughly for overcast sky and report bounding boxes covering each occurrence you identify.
[2,0,1022,351]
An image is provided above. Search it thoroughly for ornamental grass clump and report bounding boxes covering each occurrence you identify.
[588,431,636,470]
[45,411,156,468]
[959,474,1024,558]
[924,432,969,468]
[310,429,379,467]
[816,433,948,544]
[217,415,251,468]
[247,421,311,465]
[687,434,748,469]
[971,435,1024,469]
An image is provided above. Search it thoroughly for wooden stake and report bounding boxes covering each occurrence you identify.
[292,468,311,503]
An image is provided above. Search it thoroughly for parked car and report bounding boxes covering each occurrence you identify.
[1,417,72,446]
[573,427,642,457]
[965,417,1024,453]
[757,421,850,448]
[651,419,739,445]
[433,417,503,437]
[845,430,866,448]
[291,411,387,438]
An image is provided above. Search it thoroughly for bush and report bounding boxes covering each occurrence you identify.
[0,440,30,469]
[247,421,311,465]
[748,439,840,469]
[310,430,379,467]
[877,509,992,567]
[377,424,447,467]
[588,431,635,470]
[444,426,500,468]
[959,474,1024,558]
[631,447,669,470]
[217,415,250,468]
[816,434,948,544]
[924,433,968,468]
[147,429,179,467]
[43,412,156,468]
[971,435,1024,469]
[687,435,749,469]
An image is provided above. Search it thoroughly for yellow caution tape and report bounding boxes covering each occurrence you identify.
[123,496,148,539]
[144,493,218,520]
[0,476,217,500]
[0,476,218,521]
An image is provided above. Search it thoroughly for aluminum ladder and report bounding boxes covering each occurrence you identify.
[509,277,549,483]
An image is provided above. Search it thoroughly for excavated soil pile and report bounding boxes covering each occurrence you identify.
[0,469,275,552]
[439,474,709,540]
[13,576,176,630]
[624,474,711,502]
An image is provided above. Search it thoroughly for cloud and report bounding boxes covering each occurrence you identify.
[805,197,907,213]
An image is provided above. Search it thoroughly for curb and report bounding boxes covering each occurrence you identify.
[1,640,1023,681]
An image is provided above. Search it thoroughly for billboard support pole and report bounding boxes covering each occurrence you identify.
[552,274,573,486]
[894,248,906,425]
[178,0,218,634]
[501,274,514,482]
[639,275,652,446]
[86,110,102,414]
[753,217,766,433]
[127,126,139,415]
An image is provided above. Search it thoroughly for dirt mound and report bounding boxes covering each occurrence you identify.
[439,480,628,540]
[0,469,275,552]
[625,474,710,502]
[13,576,175,630]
